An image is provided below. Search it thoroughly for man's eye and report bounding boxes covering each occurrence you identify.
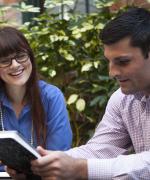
[116,60,130,65]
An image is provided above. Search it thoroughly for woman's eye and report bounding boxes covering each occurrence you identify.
[16,54,27,60]
[0,59,10,64]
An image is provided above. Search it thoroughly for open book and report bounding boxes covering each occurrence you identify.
[0,131,41,175]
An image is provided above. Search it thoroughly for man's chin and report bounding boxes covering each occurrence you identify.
[120,88,136,95]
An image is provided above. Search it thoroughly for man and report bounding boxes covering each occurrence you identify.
[9,7,150,179]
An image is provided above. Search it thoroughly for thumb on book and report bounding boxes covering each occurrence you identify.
[36,146,50,156]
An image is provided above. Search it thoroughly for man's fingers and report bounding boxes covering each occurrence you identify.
[37,146,51,156]
[32,151,61,167]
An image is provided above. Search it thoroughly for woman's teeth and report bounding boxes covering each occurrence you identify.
[10,70,23,76]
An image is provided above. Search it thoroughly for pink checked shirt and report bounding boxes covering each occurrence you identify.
[66,88,150,179]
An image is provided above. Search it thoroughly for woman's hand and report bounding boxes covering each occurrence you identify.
[5,166,26,180]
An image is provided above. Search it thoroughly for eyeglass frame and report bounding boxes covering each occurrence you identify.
[0,52,29,68]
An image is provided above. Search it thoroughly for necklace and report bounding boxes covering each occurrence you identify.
[0,103,4,131]
[0,102,34,146]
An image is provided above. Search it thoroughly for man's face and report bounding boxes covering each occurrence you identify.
[104,37,150,95]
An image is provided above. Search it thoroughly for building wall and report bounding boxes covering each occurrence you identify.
[0,0,150,25]
[0,0,19,3]
[0,0,22,25]
[110,0,150,11]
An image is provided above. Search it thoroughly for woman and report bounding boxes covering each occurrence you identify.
[0,26,72,179]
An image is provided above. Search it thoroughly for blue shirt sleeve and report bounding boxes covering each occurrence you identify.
[40,81,72,150]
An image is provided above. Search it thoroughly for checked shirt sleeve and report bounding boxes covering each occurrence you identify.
[88,151,150,179]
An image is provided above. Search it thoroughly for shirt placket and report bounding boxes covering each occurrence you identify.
[142,100,150,150]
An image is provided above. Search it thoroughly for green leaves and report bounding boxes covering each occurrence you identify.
[59,48,75,61]
[81,63,92,72]
[67,94,86,112]
[50,34,69,42]
[95,0,116,8]
[67,95,86,112]
[18,2,40,12]
[67,94,78,105]
[76,99,86,112]
[17,0,120,146]
[44,0,74,9]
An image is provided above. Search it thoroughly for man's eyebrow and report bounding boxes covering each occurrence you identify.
[103,55,132,62]
[114,56,131,61]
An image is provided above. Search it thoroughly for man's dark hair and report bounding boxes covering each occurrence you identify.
[100,7,150,58]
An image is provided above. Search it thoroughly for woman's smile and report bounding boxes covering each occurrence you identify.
[9,69,24,77]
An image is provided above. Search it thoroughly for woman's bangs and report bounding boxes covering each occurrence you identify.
[0,31,26,58]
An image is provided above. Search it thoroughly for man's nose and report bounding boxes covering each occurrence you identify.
[109,63,120,78]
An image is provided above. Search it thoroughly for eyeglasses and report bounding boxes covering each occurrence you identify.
[0,52,29,68]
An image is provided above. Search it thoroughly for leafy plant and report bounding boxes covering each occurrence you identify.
[1,0,123,146]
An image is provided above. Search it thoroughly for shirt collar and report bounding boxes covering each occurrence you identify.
[0,89,12,108]
[134,91,150,103]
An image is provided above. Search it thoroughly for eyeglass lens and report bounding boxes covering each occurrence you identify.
[0,53,29,68]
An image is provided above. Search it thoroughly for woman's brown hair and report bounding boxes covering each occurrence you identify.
[0,26,47,147]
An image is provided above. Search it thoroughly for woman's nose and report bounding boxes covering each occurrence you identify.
[10,59,20,67]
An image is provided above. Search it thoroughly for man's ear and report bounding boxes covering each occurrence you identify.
[148,51,150,58]
[144,50,150,59]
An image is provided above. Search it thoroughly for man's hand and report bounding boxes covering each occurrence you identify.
[31,146,88,180]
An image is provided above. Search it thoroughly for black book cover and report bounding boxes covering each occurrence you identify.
[0,131,41,179]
